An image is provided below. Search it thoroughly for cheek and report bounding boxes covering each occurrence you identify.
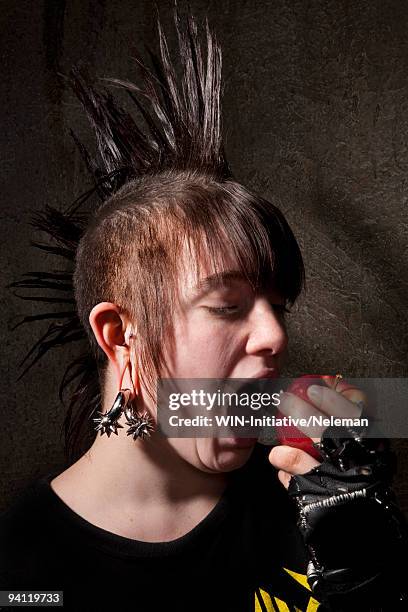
[169,316,241,377]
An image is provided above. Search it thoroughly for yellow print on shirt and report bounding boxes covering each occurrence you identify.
[255,567,320,611]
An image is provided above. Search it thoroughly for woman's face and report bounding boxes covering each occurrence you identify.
[152,252,289,474]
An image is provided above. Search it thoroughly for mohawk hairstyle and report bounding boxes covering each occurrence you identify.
[8,8,305,464]
[70,11,230,191]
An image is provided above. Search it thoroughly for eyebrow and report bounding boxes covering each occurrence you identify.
[192,270,253,295]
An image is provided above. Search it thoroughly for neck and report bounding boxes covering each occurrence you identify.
[82,432,228,507]
[55,429,229,542]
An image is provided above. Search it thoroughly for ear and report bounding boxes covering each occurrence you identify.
[89,302,134,381]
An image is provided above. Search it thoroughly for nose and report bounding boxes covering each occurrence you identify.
[245,297,289,356]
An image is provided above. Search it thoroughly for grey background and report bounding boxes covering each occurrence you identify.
[1,0,407,512]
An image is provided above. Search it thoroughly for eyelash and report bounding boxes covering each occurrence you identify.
[206,304,291,317]
[206,306,240,316]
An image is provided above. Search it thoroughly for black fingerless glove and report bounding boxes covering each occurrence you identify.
[288,425,408,611]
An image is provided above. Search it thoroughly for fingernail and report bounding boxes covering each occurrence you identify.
[307,385,322,400]
[278,391,289,407]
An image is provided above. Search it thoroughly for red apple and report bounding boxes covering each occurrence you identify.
[275,375,360,460]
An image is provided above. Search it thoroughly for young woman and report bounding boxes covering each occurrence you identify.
[1,10,406,611]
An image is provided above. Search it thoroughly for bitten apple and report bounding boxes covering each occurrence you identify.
[275,374,362,460]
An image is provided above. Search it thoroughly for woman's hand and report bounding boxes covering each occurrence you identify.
[269,445,320,488]
[268,376,365,485]
[267,377,408,609]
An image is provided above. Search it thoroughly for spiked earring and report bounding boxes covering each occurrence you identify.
[123,366,155,440]
[124,405,155,440]
[92,363,155,440]
[92,389,131,437]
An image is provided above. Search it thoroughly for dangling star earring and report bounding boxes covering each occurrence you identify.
[92,388,130,437]
[124,405,155,440]
[92,360,154,440]
[123,365,155,440]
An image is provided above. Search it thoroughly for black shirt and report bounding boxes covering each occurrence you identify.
[0,444,321,611]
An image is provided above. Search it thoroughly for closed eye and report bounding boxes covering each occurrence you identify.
[205,305,240,316]
[205,304,290,317]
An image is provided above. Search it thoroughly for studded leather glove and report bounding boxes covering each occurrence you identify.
[287,425,408,611]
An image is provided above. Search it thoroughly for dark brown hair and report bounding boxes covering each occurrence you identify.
[8,10,304,465]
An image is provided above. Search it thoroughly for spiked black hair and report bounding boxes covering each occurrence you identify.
[8,9,305,464]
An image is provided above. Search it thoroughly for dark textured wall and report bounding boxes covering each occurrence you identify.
[1,1,407,512]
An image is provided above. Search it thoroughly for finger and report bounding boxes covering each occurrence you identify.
[340,388,367,411]
[306,384,362,419]
[322,376,368,410]
[277,469,292,489]
[269,444,321,475]
[279,391,326,440]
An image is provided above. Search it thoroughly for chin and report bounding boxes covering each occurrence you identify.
[200,443,255,473]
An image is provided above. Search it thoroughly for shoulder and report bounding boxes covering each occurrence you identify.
[0,474,59,588]
[0,479,43,535]
[0,477,46,547]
